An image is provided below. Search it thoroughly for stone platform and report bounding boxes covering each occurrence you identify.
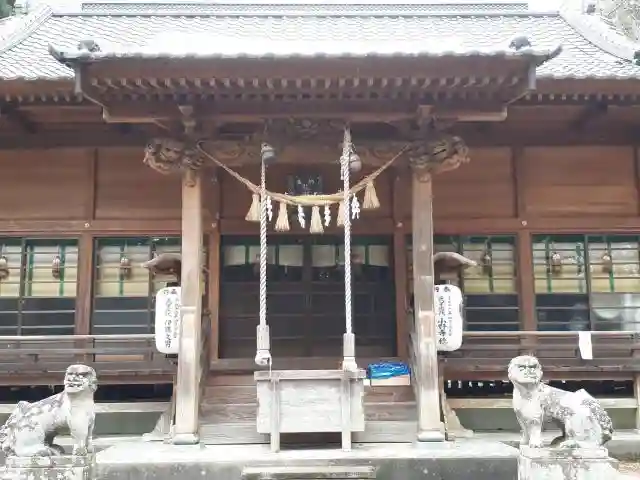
[96,440,519,480]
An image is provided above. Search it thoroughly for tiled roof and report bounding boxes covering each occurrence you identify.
[0,2,639,82]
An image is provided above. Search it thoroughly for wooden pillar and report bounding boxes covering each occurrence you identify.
[411,170,445,442]
[392,170,409,359]
[172,169,204,445]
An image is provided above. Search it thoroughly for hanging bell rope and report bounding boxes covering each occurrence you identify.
[255,158,272,368]
[341,125,358,373]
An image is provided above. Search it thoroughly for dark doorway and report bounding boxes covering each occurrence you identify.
[219,235,396,359]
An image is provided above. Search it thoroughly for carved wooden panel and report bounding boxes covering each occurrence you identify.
[432,147,514,219]
[521,147,637,217]
[0,149,91,220]
[95,147,182,219]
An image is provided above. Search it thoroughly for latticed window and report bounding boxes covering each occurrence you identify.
[534,234,640,331]
[0,238,78,336]
[92,237,184,335]
[407,235,518,331]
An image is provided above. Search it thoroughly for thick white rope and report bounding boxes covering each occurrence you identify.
[259,160,267,331]
[342,129,353,337]
[255,159,271,368]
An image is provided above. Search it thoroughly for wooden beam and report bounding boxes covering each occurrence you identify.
[3,215,640,238]
[512,147,536,342]
[207,170,221,362]
[173,169,204,445]
[74,234,94,336]
[104,99,419,123]
[104,99,512,124]
[392,169,409,360]
[410,170,445,442]
[428,104,508,122]
[2,125,640,150]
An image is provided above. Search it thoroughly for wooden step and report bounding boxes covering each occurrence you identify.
[199,420,416,445]
[200,401,417,424]
[202,385,414,405]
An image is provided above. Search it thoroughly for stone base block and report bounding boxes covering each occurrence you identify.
[518,446,618,480]
[1,455,94,480]
[97,440,520,480]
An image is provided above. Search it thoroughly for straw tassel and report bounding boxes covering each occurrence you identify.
[309,206,324,233]
[245,193,260,222]
[363,181,380,210]
[336,201,346,227]
[274,201,290,232]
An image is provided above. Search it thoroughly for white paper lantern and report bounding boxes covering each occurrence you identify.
[434,284,463,352]
[155,286,181,354]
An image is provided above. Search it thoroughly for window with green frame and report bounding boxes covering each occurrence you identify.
[0,238,78,336]
[534,234,640,331]
[407,235,518,331]
[93,237,199,335]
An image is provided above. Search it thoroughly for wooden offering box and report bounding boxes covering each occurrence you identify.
[255,369,366,452]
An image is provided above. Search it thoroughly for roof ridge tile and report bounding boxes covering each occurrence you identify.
[559,2,637,63]
[0,4,52,56]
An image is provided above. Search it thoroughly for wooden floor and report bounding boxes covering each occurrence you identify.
[199,374,418,445]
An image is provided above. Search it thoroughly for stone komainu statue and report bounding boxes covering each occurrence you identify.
[0,364,97,457]
[508,355,613,449]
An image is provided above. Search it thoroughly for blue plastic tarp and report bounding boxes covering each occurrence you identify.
[366,361,410,379]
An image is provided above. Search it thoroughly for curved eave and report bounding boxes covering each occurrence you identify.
[49,44,562,66]
[48,44,562,97]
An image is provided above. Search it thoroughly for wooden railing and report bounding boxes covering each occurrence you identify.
[442,331,640,380]
[0,334,175,380]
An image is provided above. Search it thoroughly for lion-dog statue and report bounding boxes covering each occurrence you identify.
[508,355,613,449]
[0,364,97,457]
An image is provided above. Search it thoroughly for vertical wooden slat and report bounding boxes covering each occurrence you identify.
[411,170,444,442]
[633,146,640,216]
[513,147,536,351]
[392,170,409,359]
[74,234,94,336]
[512,146,525,219]
[208,170,221,362]
[173,169,203,445]
[83,149,97,220]
[634,373,640,431]
[75,149,97,337]
[517,232,535,330]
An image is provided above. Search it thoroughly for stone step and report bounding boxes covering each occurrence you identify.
[200,401,417,423]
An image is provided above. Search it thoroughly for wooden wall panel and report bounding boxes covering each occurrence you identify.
[521,147,637,217]
[220,165,393,223]
[433,147,514,219]
[0,148,91,220]
[95,148,182,220]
